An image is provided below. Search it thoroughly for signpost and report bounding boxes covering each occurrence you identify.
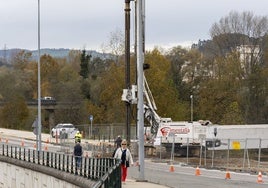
[89,115,93,138]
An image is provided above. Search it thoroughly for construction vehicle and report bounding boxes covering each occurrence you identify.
[122,75,214,156]
[122,76,268,156]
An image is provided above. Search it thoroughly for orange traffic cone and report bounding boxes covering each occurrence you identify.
[169,164,175,172]
[5,138,8,144]
[225,170,231,179]
[46,138,49,144]
[257,171,263,183]
[195,166,201,176]
[33,143,36,149]
[44,144,48,151]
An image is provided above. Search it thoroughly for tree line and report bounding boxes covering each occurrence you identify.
[0,11,268,132]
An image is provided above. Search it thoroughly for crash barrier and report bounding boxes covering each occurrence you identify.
[155,138,268,173]
[0,143,121,188]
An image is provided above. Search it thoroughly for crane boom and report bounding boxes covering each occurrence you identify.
[143,75,171,138]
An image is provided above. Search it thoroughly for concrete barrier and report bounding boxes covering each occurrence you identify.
[0,155,96,188]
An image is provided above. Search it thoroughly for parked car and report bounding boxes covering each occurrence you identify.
[51,123,78,138]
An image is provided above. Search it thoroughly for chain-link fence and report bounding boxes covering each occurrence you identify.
[76,123,138,142]
[151,137,268,173]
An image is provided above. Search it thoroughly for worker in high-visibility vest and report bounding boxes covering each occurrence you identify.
[75,130,82,143]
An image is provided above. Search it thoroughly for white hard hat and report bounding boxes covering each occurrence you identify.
[77,130,80,133]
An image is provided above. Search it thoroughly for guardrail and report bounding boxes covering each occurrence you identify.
[0,143,121,188]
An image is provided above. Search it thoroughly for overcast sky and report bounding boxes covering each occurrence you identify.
[0,0,268,51]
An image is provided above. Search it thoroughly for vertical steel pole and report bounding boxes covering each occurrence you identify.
[258,138,261,169]
[37,0,42,152]
[190,95,193,122]
[137,0,145,181]
[125,0,131,144]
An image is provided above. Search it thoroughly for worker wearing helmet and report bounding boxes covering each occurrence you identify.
[75,130,82,143]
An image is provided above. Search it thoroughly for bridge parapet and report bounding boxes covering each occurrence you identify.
[0,144,121,188]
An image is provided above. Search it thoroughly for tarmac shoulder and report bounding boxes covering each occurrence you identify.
[123,178,170,188]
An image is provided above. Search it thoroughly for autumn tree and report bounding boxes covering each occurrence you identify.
[0,95,29,129]
[208,11,268,123]
[145,48,188,121]
[79,49,91,79]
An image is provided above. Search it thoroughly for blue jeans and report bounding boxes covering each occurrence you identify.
[75,156,82,168]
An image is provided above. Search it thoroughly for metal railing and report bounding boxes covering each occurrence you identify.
[0,143,121,188]
[153,137,268,173]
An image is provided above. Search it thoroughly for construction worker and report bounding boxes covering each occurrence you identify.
[75,130,82,143]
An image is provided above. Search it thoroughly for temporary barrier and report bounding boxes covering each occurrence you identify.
[195,166,201,176]
[257,171,263,183]
[225,170,231,179]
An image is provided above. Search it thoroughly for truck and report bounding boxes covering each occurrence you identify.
[122,76,268,156]
[122,75,219,155]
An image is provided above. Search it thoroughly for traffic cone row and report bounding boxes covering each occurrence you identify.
[193,167,263,184]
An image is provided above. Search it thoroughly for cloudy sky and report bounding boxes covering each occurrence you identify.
[0,0,268,51]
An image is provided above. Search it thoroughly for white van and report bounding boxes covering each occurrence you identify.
[51,123,78,138]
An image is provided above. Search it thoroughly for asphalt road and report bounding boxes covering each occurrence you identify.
[128,160,268,188]
[1,128,268,188]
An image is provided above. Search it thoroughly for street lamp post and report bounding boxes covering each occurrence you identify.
[89,115,93,138]
[37,0,42,152]
[125,0,131,145]
[190,95,193,122]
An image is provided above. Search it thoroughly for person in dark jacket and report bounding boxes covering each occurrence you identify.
[115,135,122,148]
[73,140,83,170]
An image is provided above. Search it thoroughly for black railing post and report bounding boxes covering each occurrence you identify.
[62,154,65,171]
[33,150,35,163]
[58,153,61,170]
[71,155,74,174]
[42,151,45,165]
[84,157,87,178]
[51,152,53,168]
[46,151,50,167]
[88,158,92,179]
[54,153,57,169]
[23,148,25,161]
[10,146,13,158]
[15,146,17,159]
[28,149,30,162]
[66,155,69,173]
[38,150,40,165]
[19,147,21,160]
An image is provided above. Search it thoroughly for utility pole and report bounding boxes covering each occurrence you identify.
[137,0,146,181]
[124,0,131,145]
[37,0,42,152]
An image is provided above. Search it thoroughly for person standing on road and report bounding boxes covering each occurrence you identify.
[113,139,134,183]
[75,130,82,143]
[73,140,83,171]
[115,135,122,148]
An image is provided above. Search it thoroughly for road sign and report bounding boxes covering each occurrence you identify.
[89,115,93,121]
